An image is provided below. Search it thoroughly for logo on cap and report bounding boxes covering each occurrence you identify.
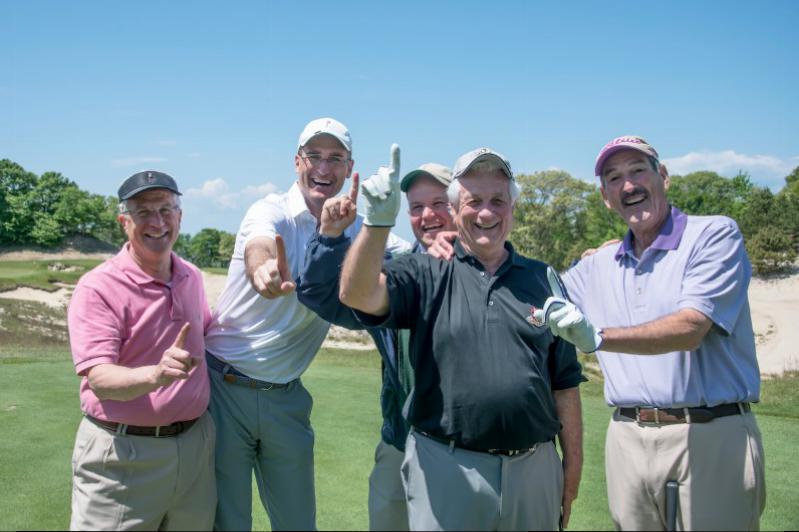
[146,172,156,184]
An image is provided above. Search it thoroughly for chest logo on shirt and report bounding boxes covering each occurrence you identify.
[526,305,545,328]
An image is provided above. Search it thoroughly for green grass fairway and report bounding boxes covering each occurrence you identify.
[1,323,798,530]
[0,259,102,291]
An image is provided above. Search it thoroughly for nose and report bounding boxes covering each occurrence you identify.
[421,206,437,221]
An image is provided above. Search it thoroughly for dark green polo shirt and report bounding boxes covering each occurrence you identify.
[358,239,585,451]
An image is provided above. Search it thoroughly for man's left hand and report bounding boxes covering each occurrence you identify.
[561,467,579,529]
[533,267,602,353]
[427,230,457,260]
[361,144,401,227]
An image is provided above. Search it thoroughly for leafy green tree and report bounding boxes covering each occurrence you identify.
[667,171,751,221]
[0,160,37,244]
[218,232,235,265]
[510,170,596,270]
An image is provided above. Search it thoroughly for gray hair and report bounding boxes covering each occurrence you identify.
[118,193,181,214]
[447,166,522,211]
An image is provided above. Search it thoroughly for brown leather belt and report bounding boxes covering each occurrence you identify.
[618,402,750,424]
[87,414,200,437]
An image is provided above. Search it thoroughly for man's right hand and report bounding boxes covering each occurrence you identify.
[252,235,296,298]
[152,322,194,386]
[320,173,359,238]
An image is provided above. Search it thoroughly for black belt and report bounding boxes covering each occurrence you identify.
[206,352,293,391]
[87,414,199,437]
[618,402,751,424]
[414,429,539,457]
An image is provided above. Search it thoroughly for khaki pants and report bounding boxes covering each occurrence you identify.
[368,440,409,531]
[402,431,563,531]
[70,412,216,531]
[605,409,766,531]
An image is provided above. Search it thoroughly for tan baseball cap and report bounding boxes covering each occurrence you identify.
[452,147,513,181]
[594,135,659,177]
[400,163,453,192]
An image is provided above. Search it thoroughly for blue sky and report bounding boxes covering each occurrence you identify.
[3,0,798,241]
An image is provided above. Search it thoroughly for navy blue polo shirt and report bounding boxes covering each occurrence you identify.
[357,239,585,451]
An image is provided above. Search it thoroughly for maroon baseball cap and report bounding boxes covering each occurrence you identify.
[594,136,659,177]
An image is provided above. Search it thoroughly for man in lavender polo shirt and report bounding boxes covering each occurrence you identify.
[535,136,766,530]
[67,171,215,531]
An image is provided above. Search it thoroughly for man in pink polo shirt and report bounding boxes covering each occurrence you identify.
[67,171,215,531]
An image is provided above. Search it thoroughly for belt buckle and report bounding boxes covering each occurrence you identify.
[259,382,274,391]
[635,407,661,425]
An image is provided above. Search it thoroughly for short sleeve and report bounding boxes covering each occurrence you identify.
[68,284,123,376]
[678,218,751,335]
[238,196,286,250]
[354,254,424,330]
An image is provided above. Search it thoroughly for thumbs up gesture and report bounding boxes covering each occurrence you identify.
[252,234,296,299]
[532,267,603,353]
[361,144,401,227]
[320,172,360,238]
[153,322,195,386]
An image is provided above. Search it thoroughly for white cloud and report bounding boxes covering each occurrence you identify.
[111,156,168,167]
[662,150,797,181]
[186,178,279,209]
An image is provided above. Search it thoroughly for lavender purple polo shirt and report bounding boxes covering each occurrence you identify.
[562,207,760,408]
[68,244,211,426]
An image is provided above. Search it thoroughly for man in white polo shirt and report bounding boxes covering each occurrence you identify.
[204,118,410,530]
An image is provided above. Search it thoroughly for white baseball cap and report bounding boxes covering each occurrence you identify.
[297,117,352,153]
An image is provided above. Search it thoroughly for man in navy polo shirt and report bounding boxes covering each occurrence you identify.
[536,136,766,531]
[297,162,456,531]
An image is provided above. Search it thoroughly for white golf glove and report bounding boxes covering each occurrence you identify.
[533,267,603,353]
[361,144,401,227]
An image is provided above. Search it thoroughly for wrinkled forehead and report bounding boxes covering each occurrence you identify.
[127,188,178,207]
[459,170,511,198]
[602,149,651,176]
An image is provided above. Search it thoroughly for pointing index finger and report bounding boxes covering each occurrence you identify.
[275,234,290,280]
[546,266,567,300]
[173,322,191,349]
[389,143,400,180]
[349,172,359,203]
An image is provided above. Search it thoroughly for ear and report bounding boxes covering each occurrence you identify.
[659,163,670,191]
[346,158,354,178]
[294,153,302,174]
[600,185,612,210]
[117,214,128,228]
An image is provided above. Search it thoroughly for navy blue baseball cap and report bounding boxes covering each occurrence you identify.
[118,171,182,201]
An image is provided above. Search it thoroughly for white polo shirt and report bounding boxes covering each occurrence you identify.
[205,182,411,383]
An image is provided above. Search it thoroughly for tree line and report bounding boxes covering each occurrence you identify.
[3,158,799,274]
[510,166,799,274]
[0,159,235,268]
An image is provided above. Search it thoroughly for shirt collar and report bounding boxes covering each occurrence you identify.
[454,239,523,271]
[112,242,189,286]
[287,182,313,219]
[615,205,688,259]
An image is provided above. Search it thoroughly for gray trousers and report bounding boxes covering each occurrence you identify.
[402,431,563,531]
[208,364,316,531]
[368,440,409,531]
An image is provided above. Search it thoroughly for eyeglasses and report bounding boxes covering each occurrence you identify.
[300,152,351,168]
[130,205,181,221]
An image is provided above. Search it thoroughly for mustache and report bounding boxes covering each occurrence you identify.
[622,187,648,201]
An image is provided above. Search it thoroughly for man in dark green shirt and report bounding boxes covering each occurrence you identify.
[341,147,585,531]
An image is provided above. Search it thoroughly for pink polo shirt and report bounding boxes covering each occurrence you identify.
[68,244,211,426]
